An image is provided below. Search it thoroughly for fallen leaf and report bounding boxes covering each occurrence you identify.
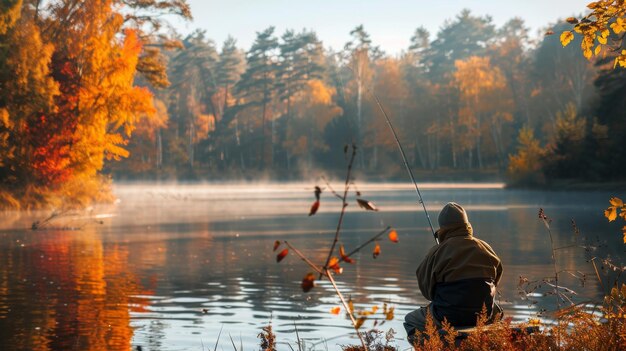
[340,245,355,263]
[373,243,381,259]
[388,229,399,243]
[330,306,341,315]
[273,240,281,252]
[276,248,289,262]
[309,200,320,216]
[357,198,378,211]
[301,273,315,292]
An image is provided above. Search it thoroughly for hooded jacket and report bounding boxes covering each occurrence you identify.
[416,207,502,326]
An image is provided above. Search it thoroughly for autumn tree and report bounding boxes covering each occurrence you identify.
[507,127,546,185]
[368,58,410,171]
[0,0,190,207]
[453,56,513,168]
[283,80,342,170]
[344,25,381,168]
[0,1,59,194]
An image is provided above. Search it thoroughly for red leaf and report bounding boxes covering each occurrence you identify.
[330,306,341,315]
[357,198,378,211]
[388,230,399,243]
[273,240,281,251]
[340,245,355,264]
[373,243,381,259]
[301,273,315,292]
[309,200,320,216]
[276,248,289,262]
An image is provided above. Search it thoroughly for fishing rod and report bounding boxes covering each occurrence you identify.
[368,89,439,244]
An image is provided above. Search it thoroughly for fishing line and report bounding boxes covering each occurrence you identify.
[336,59,438,243]
[367,89,439,244]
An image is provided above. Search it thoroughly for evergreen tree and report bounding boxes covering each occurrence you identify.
[424,9,495,81]
[277,29,325,169]
[235,26,279,169]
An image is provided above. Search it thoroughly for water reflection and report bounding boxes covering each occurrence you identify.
[0,228,150,350]
[0,183,620,350]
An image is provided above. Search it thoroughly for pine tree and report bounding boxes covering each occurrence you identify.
[235,27,279,169]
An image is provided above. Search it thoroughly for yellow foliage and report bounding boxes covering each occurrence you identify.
[564,1,626,65]
[560,31,574,47]
[507,127,546,185]
[604,197,626,243]
[0,0,22,35]
[555,103,586,142]
[285,79,342,157]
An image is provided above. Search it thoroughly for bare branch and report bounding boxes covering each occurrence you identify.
[340,226,391,263]
[320,146,357,279]
[325,269,367,350]
[320,175,343,200]
[284,241,325,276]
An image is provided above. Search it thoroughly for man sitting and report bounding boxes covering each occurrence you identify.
[404,202,503,343]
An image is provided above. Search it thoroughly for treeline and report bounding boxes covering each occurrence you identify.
[1,2,625,208]
[110,10,625,184]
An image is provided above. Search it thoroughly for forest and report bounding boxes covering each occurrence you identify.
[1,0,626,208]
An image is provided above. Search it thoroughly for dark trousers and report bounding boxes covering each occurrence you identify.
[403,304,439,343]
[404,303,503,343]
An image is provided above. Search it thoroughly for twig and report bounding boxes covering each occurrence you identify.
[591,257,607,294]
[320,176,343,200]
[228,333,238,351]
[539,208,561,349]
[214,325,223,351]
[325,268,367,350]
[340,226,391,263]
[294,321,302,351]
[284,241,325,276]
[320,146,357,279]
[369,89,437,242]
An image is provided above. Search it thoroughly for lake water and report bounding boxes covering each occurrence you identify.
[0,183,622,350]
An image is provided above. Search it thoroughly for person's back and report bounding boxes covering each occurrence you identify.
[404,202,503,342]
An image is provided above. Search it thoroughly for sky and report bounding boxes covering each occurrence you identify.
[173,0,591,54]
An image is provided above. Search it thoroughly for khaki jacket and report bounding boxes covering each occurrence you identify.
[416,224,502,301]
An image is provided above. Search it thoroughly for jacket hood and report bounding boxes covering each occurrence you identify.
[436,223,473,242]
[437,202,472,242]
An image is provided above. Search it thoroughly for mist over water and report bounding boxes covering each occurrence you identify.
[0,183,620,350]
